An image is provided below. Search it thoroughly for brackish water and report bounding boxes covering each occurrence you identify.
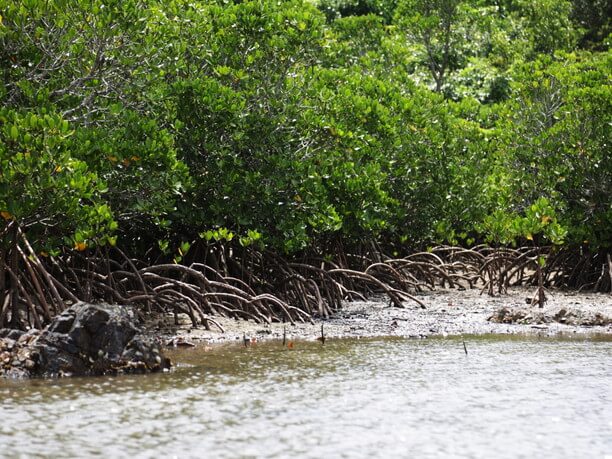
[1,335,611,458]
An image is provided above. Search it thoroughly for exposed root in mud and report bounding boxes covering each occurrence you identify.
[1,221,610,331]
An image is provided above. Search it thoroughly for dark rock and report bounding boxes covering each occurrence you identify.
[1,302,171,378]
[121,337,171,372]
[490,305,611,327]
[2,366,30,378]
[17,329,40,344]
[166,336,196,347]
[0,329,26,340]
[489,307,511,323]
[591,313,610,326]
[46,309,76,334]
[488,307,529,324]
[33,335,89,376]
[0,338,16,351]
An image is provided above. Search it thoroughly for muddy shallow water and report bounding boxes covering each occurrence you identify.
[1,335,611,458]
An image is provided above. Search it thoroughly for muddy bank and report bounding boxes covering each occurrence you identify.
[4,289,608,377]
[155,287,612,345]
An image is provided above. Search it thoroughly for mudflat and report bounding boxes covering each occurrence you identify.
[156,286,612,346]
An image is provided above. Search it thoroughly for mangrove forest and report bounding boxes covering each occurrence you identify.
[1,0,611,330]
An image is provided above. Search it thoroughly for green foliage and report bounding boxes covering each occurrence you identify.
[318,0,398,23]
[0,0,189,250]
[0,108,113,250]
[478,210,519,245]
[326,14,387,66]
[0,0,608,257]
[496,52,611,247]
[517,198,567,245]
[570,0,612,49]
[0,0,156,121]
[514,0,578,55]
[71,112,189,234]
[239,229,263,248]
[394,0,463,92]
[199,228,235,244]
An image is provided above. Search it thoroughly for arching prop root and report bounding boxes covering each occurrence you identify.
[2,229,610,332]
[0,222,74,330]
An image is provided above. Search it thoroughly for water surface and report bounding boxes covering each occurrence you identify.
[1,335,611,458]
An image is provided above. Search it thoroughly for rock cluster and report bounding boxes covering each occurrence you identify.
[0,303,171,378]
[489,306,611,326]
[0,329,40,378]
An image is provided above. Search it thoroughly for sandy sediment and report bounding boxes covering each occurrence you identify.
[155,287,612,346]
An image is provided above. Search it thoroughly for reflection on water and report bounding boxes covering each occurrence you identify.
[1,335,611,458]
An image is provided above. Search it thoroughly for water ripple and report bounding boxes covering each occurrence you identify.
[1,336,610,458]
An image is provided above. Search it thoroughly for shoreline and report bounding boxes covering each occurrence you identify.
[155,286,612,346]
[2,287,609,378]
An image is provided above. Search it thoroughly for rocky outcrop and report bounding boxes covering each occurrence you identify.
[0,303,171,378]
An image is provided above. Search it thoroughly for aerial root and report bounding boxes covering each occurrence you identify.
[1,227,609,331]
